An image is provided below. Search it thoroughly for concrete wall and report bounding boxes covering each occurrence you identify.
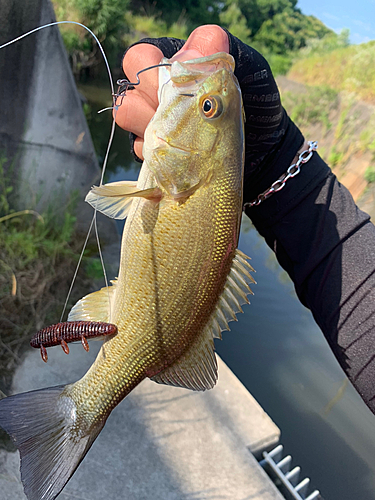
[0,0,99,219]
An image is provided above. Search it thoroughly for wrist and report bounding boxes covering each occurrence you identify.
[244,140,317,209]
[243,115,304,202]
[293,140,310,163]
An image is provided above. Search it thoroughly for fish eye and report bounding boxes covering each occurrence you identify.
[201,96,223,119]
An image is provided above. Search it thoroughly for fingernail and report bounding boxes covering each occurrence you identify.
[171,49,203,63]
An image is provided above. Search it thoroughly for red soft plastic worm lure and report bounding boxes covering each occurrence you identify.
[30,321,118,362]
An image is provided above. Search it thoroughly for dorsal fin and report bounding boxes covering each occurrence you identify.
[68,279,117,323]
[150,249,255,391]
[212,248,255,339]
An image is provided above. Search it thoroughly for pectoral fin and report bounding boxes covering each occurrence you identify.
[85,181,162,219]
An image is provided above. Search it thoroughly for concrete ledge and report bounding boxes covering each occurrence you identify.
[207,357,280,459]
[0,344,282,499]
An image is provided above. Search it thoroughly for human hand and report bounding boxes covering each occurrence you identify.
[116,25,303,198]
[115,25,228,161]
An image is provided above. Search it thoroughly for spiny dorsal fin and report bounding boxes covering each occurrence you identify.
[68,279,117,323]
[212,248,255,339]
[85,181,162,219]
[149,249,255,391]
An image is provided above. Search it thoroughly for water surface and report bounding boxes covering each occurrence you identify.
[81,82,375,500]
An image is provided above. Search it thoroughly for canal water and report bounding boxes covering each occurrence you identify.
[81,83,375,500]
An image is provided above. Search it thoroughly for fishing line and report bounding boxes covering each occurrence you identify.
[115,63,172,97]
[59,214,95,323]
[97,63,172,114]
[0,21,115,95]
[2,23,172,323]
[1,21,116,321]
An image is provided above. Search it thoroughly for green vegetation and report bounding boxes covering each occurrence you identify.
[52,0,131,75]
[365,166,375,184]
[124,13,189,46]
[328,147,345,168]
[52,0,338,78]
[0,156,96,397]
[289,40,375,103]
[282,85,338,131]
[360,129,375,154]
[280,81,375,175]
[129,0,219,27]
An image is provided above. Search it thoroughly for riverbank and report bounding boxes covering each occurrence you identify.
[278,76,375,218]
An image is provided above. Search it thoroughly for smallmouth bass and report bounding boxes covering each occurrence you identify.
[0,52,254,500]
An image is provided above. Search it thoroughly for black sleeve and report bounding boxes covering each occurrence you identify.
[225,30,375,414]
[245,150,375,414]
[124,33,375,414]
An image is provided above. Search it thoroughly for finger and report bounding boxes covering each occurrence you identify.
[115,93,154,138]
[172,25,229,61]
[118,27,229,151]
[123,43,164,110]
[170,48,203,63]
[133,137,144,160]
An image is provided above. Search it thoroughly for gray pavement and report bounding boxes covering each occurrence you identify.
[0,341,283,500]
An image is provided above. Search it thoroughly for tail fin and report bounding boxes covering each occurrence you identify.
[0,386,105,500]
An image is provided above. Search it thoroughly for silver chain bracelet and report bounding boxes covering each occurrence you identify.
[243,140,318,209]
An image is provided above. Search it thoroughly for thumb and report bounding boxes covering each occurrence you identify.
[171,25,229,62]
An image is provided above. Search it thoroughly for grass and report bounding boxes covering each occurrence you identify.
[282,85,338,131]
[328,147,345,168]
[365,166,375,184]
[288,40,375,104]
[0,155,98,403]
[281,79,375,173]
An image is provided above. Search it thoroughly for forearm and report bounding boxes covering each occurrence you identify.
[120,29,375,411]
[245,146,375,412]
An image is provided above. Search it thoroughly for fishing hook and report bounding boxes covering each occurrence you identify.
[113,63,172,107]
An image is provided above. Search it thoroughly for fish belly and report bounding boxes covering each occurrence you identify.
[68,170,241,422]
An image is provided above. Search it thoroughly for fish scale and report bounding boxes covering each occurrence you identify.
[70,176,241,420]
[0,52,254,500]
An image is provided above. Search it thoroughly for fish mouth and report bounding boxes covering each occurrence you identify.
[156,135,193,154]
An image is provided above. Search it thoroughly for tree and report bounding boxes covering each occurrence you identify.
[219,2,251,44]
[129,0,219,28]
[218,0,333,54]
[253,9,332,53]
[52,0,130,76]
[233,0,297,37]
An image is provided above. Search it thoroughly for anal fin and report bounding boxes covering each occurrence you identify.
[68,279,117,323]
[150,329,218,391]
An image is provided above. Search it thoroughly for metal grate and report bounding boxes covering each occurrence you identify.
[259,445,322,500]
